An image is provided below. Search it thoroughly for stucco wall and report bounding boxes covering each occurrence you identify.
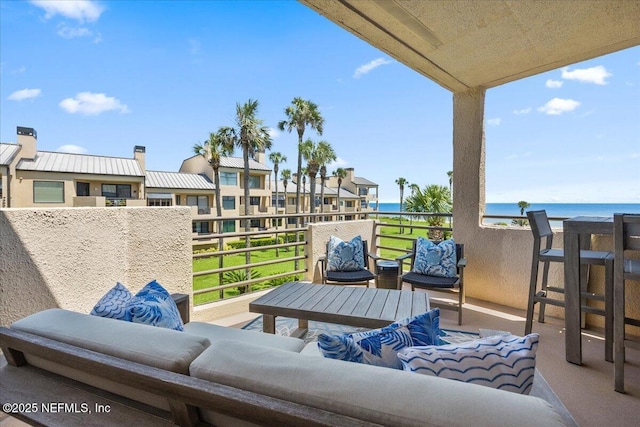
[0,207,193,327]
[306,219,376,282]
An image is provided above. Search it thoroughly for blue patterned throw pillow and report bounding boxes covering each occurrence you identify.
[412,237,457,278]
[126,280,184,331]
[90,282,134,320]
[326,235,365,272]
[318,309,442,369]
[398,333,539,395]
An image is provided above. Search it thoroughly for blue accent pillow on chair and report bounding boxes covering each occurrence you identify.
[90,282,133,320]
[413,237,457,277]
[326,235,365,272]
[318,309,442,369]
[398,333,539,394]
[126,280,184,331]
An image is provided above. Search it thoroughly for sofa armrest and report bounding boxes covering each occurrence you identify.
[171,293,190,324]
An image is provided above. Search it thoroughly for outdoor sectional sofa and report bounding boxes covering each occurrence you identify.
[0,297,567,427]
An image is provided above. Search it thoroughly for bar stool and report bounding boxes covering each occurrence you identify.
[525,210,614,361]
[613,213,640,393]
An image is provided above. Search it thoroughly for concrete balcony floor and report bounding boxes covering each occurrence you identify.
[1,288,639,426]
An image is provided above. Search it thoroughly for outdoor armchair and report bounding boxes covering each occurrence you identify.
[319,237,379,287]
[397,239,466,325]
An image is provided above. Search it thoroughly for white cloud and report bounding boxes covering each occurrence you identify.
[267,128,280,139]
[561,65,612,85]
[486,118,502,126]
[327,157,348,169]
[8,88,42,101]
[59,92,129,115]
[30,0,105,23]
[545,79,563,88]
[57,144,88,154]
[513,107,531,115]
[57,23,92,39]
[12,66,27,75]
[537,98,580,115]
[353,58,393,79]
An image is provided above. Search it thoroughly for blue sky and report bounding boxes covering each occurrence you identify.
[1,0,639,203]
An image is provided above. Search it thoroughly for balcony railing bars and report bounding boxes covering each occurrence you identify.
[194,210,549,305]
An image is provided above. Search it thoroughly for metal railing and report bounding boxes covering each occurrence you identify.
[192,210,457,305]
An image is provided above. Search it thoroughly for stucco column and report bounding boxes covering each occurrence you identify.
[452,88,486,242]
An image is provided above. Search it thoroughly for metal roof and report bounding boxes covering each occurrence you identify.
[146,170,215,190]
[219,156,271,171]
[301,0,640,92]
[272,181,359,199]
[0,143,20,166]
[352,176,377,186]
[15,150,144,176]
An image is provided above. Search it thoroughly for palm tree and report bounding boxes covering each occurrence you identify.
[192,131,234,231]
[447,171,453,195]
[301,140,335,218]
[333,167,347,218]
[219,99,272,284]
[396,177,407,233]
[277,98,324,217]
[268,151,286,216]
[513,200,531,226]
[318,145,337,216]
[268,152,286,256]
[281,168,292,201]
[405,184,452,240]
[301,167,308,214]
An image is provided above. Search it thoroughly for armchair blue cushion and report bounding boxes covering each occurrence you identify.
[90,282,133,320]
[413,238,457,278]
[327,235,366,272]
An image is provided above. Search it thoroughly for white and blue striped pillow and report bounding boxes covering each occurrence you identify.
[398,333,539,394]
[90,282,133,320]
[318,308,442,369]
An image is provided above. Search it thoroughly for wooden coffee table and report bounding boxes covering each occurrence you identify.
[249,282,430,336]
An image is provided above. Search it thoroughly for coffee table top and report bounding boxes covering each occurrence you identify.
[249,282,430,330]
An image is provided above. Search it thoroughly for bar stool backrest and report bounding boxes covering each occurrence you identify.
[527,210,556,251]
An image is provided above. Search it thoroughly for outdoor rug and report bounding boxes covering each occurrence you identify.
[242,315,489,344]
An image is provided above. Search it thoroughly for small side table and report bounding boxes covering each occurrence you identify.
[376,260,400,289]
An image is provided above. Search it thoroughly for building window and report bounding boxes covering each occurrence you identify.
[148,198,172,207]
[287,217,297,225]
[76,182,90,196]
[345,201,354,208]
[288,197,295,206]
[360,200,368,208]
[358,187,368,196]
[250,219,260,228]
[34,181,64,203]
[192,221,210,234]
[248,175,261,189]
[220,172,237,186]
[271,195,285,208]
[222,220,235,233]
[102,184,131,199]
[187,195,209,214]
[222,196,235,210]
[176,195,181,205]
[249,196,260,206]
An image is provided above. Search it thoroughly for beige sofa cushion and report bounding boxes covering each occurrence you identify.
[12,309,210,374]
[190,340,566,427]
[183,322,304,352]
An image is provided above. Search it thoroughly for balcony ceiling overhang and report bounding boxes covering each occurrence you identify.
[300,0,640,92]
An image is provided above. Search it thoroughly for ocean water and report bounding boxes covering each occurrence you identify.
[374,202,640,218]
